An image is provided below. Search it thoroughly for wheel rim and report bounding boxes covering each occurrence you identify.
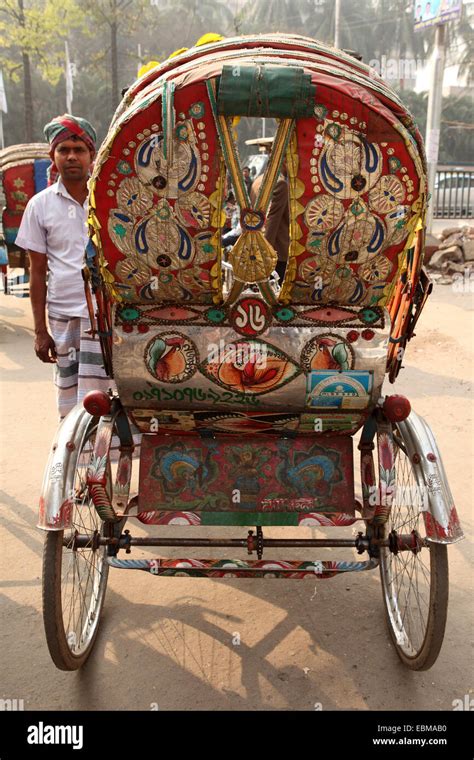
[379,430,433,659]
[60,424,108,658]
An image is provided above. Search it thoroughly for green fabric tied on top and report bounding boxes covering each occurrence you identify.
[217,64,316,118]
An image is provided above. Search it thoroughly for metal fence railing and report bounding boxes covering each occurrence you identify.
[434,166,474,219]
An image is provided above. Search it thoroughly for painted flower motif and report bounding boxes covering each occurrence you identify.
[388,156,401,174]
[175,192,210,229]
[314,104,328,121]
[175,123,189,141]
[350,200,366,217]
[108,209,136,257]
[202,341,300,395]
[378,432,394,473]
[154,198,172,221]
[325,122,342,141]
[113,223,127,238]
[368,175,405,214]
[219,357,287,393]
[116,177,153,215]
[117,160,132,175]
[304,196,344,232]
[189,101,205,119]
[319,135,383,200]
[362,458,374,487]
[116,256,151,286]
[88,454,109,480]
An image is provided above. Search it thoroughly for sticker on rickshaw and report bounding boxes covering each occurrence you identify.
[306,370,373,409]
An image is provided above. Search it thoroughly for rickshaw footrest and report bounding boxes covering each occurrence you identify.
[106,556,379,578]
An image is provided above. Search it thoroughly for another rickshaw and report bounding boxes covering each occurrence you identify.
[0,142,50,293]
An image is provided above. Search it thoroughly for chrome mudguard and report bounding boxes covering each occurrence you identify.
[38,405,93,531]
[397,410,464,544]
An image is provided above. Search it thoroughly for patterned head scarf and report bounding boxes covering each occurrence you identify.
[43,114,96,155]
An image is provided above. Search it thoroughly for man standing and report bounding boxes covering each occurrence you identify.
[242,166,253,195]
[250,162,289,281]
[16,114,112,419]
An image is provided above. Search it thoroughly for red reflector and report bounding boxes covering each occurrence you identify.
[83,390,111,417]
[383,395,411,422]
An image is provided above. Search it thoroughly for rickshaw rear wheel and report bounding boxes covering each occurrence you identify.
[378,423,449,671]
[42,418,112,671]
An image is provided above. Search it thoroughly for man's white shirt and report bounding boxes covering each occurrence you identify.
[16,177,89,318]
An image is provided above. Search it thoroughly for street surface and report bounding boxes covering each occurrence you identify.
[0,283,472,711]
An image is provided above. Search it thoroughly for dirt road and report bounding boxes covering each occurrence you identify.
[0,283,472,711]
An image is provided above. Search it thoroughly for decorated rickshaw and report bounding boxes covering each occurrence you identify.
[0,142,50,291]
[39,34,463,672]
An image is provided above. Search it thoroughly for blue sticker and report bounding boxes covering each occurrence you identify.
[306,370,373,409]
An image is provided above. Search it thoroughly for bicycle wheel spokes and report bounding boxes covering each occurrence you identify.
[60,426,107,657]
[378,422,448,669]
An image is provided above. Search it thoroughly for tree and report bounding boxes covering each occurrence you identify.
[240,0,313,36]
[439,93,474,164]
[453,12,474,85]
[239,0,380,62]
[0,0,83,140]
[393,88,473,165]
[143,0,235,52]
[81,0,156,110]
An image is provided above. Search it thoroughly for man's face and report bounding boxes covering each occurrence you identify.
[53,137,93,181]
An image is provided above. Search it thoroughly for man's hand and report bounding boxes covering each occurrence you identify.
[28,250,53,362]
[35,330,57,363]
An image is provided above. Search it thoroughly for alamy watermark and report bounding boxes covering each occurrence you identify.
[206,339,268,367]
[0,697,24,710]
[452,694,474,710]
[27,722,83,750]
[369,56,428,81]
[452,271,474,294]
[366,483,429,509]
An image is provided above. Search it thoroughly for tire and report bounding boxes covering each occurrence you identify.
[378,424,449,670]
[42,419,110,671]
